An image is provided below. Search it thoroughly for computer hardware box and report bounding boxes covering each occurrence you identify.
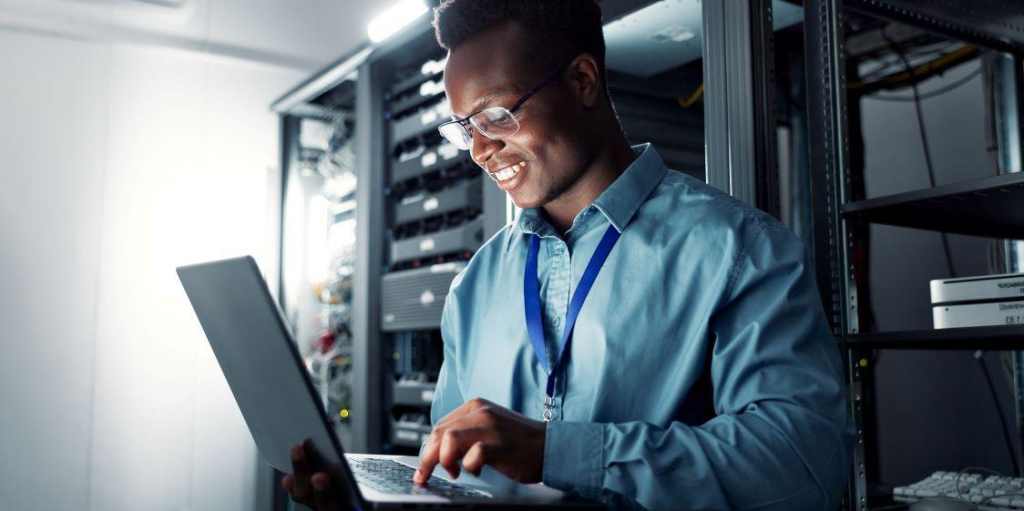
[933,300,1024,329]
[381,262,466,332]
[929,271,1024,304]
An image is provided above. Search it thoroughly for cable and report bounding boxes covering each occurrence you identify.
[881,30,957,279]
[849,44,979,94]
[677,83,704,108]
[867,66,982,102]
[975,350,1021,476]
[857,43,958,83]
[858,55,912,82]
[982,56,1005,175]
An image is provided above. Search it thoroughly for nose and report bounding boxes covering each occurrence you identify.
[469,128,503,169]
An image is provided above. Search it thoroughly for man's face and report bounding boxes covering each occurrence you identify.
[443,22,592,210]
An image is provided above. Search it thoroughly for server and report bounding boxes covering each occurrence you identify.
[382,50,484,450]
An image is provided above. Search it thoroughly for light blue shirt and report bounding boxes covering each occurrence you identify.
[432,144,852,510]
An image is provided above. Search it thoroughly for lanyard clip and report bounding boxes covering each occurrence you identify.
[543,396,555,422]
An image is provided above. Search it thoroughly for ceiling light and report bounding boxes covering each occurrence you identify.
[652,26,696,43]
[367,0,428,43]
[132,0,185,6]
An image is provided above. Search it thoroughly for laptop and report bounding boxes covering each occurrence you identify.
[176,256,598,509]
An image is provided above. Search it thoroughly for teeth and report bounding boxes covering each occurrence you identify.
[492,161,525,182]
[495,167,514,181]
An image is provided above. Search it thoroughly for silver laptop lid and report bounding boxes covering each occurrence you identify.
[176,256,362,507]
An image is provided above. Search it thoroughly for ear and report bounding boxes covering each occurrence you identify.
[566,53,603,109]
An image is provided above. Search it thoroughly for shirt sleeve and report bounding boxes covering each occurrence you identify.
[542,219,853,510]
[430,276,465,425]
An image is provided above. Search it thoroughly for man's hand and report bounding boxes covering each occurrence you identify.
[281,439,339,510]
[414,398,546,485]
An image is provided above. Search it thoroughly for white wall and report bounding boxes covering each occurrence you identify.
[0,14,309,511]
[0,28,110,511]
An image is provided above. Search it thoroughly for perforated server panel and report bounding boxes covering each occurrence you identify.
[392,414,431,448]
[392,379,437,407]
[391,141,466,184]
[381,262,466,332]
[389,217,484,266]
[390,99,451,147]
[392,176,482,225]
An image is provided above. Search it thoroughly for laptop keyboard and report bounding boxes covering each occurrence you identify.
[349,458,491,499]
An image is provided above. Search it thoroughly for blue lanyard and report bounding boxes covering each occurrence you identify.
[524,225,620,421]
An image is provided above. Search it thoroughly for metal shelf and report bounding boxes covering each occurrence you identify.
[843,325,1024,350]
[841,172,1024,239]
[847,0,1024,55]
[803,0,1024,507]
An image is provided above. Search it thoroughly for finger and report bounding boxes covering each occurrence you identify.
[311,472,331,490]
[291,441,312,474]
[433,398,491,430]
[439,427,491,480]
[281,474,311,506]
[289,441,313,500]
[438,429,464,480]
[415,432,442,485]
[415,399,495,485]
[431,407,471,432]
[311,472,335,511]
[461,441,489,476]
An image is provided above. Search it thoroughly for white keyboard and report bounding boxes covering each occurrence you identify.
[894,471,1024,509]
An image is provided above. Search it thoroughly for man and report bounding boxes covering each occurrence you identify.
[284,1,852,509]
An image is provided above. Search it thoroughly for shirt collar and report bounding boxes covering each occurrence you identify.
[505,143,667,252]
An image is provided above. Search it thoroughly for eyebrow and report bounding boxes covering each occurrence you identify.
[455,86,523,119]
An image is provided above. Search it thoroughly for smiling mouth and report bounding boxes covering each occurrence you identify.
[489,161,527,182]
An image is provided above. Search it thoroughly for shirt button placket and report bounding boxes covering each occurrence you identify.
[553,240,570,422]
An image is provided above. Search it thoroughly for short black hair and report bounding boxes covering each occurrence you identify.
[432,0,606,80]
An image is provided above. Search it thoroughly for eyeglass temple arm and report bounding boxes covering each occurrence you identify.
[509,64,568,113]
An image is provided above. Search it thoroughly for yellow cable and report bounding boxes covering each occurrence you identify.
[849,45,978,92]
[677,83,705,108]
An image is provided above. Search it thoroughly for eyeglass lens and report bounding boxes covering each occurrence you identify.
[438,107,519,150]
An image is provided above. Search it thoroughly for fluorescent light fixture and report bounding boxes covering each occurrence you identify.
[653,26,695,43]
[367,0,428,43]
[132,0,186,6]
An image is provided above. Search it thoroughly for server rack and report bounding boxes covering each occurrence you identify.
[377,37,502,452]
[802,0,1024,508]
[273,23,510,455]
[277,82,361,452]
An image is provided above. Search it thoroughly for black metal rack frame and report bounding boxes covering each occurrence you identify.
[803,0,1024,509]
